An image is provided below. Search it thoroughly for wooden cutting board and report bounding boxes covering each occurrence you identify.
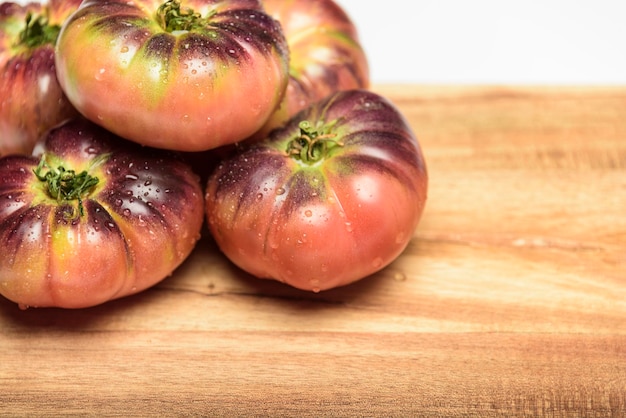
[2,85,625,416]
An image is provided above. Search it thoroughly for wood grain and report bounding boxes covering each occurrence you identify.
[1,85,625,417]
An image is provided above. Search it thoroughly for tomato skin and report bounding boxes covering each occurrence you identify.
[205,90,428,292]
[0,118,204,309]
[0,0,82,157]
[55,0,290,152]
[254,0,369,138]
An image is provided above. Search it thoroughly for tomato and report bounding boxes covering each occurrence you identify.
[0,0,81,157]
[0,117,204,309]
[205,90,428,292]
[253,0,369,139]
[55,0,290,152]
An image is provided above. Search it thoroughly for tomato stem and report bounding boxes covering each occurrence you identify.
[33,158,99,218]
[286,120,344,164]
[156,0,215,33]
[17,12,61,49]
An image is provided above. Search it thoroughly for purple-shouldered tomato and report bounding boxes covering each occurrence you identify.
[0,0,81,157]
[0,117,204,309]
[54,0,290,152]
[205,89,428,292]
[253,0,369,139]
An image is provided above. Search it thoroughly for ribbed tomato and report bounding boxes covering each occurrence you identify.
[205,90,428,292]
[0,117,204,309]
[0,0,81,157]
[255,0,369,138]
[55,0,290,151]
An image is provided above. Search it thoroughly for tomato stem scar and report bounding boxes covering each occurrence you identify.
[286,119,344,164]
[156,0,216,33]
[17,12,61,49]
[33,158,99,218]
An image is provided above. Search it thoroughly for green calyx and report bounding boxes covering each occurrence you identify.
[156,0,216,33]
[17,12,61,49]
[34,158,100,218]
[286,119,344,165]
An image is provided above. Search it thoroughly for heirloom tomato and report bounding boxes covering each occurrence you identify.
[55,0,290,151]
[0,117,204,309]
[205,90,428,292]
[253,0,369,139]
[0,0,81,157]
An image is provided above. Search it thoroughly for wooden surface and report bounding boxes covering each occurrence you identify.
[2,85,626,416]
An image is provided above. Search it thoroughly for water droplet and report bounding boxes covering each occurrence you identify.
[394,272,407,282]
[372,257,383,269]
[276,188,285,195]
[120,45,129,53]
[304,210,313,217]
[256,193,263,201]
[94,68,106,81]
[345,222,353,232]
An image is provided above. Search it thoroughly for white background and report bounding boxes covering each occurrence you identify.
[334,0,626,85]
[16,0,626,85]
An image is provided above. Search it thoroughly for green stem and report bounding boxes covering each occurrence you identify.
[34,158,99,218]
[17,12,61,49]
[286,120,344,165]
[156,0,215,33]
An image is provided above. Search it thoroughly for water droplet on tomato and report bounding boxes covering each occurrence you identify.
[181,114,190,123]
[345,222,353,232]
[276,188,285,195]
[95,68,106,81]
[120,45,129,53]
[256,193,263,201]
[304,210,313,217]
[372,257,383,269]
[309,279,320,291]
[123,208,131,217]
